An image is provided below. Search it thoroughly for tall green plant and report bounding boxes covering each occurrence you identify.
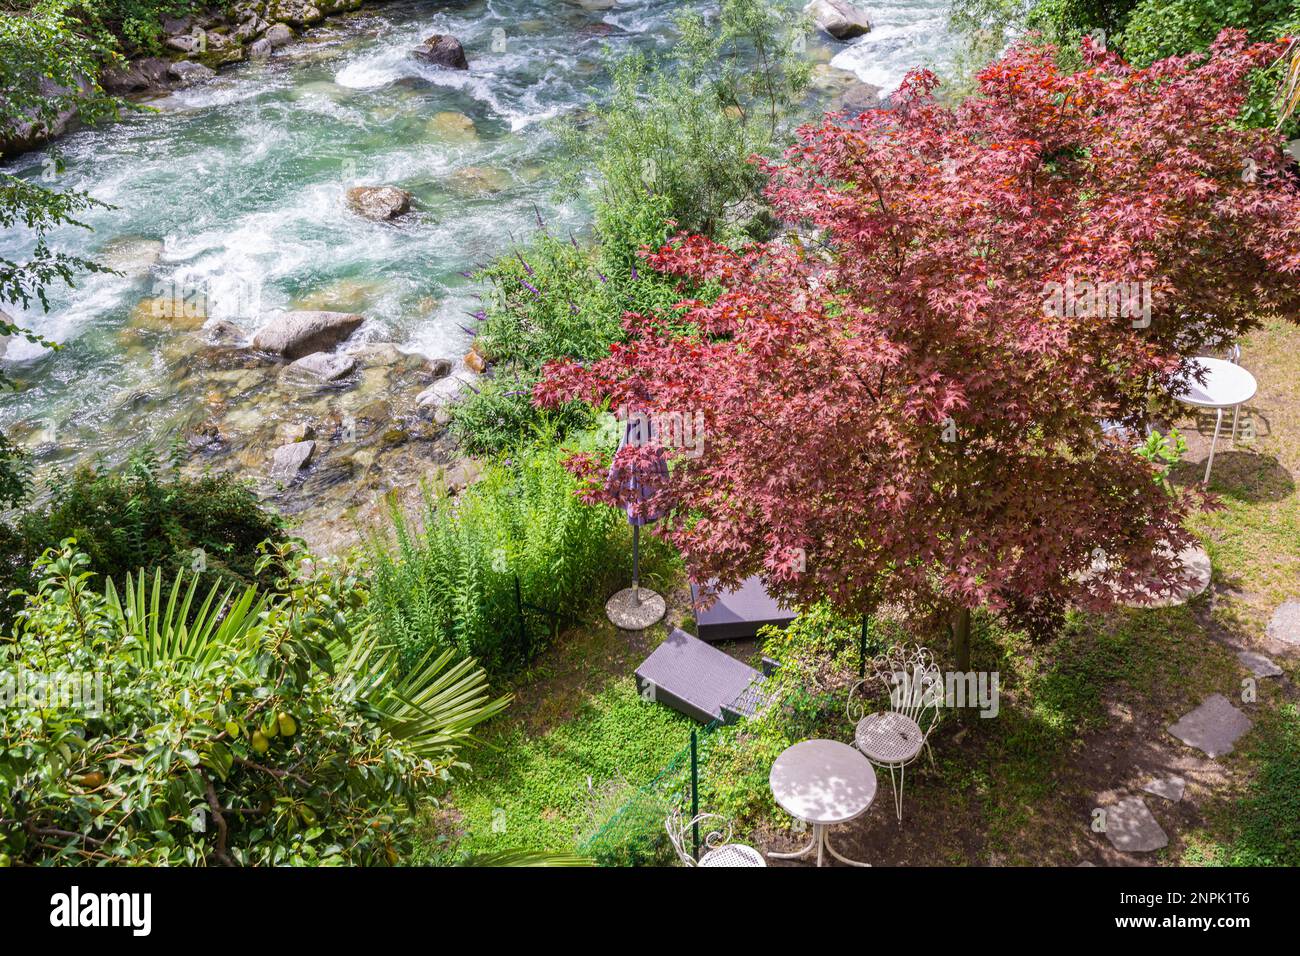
[368,436,635,677]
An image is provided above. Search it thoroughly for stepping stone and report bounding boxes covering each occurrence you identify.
[1111,543,1212,608]
[1237,650,1282,678]
[1141,775,1185,802]
[1265,601,1300,646]
[1103,796,1168,853]
[1167,694,1253,757]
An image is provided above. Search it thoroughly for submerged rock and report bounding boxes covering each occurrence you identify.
[345,185,412,221]
[271,439,316,480]
[99,236,164,278]
[412,34,469,70]
[252,310,365,359]
[804,0,872,40]
[449,166,509,196]
[427,111,477,142]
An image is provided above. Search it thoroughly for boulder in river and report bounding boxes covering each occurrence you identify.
[264,23,294,48]
[271,439,316,480]
[345,185,412,221]
[804,0,872,40]
[168,61,217,87]
[280,350,358,386]
[252,310,365,359]
[249,38,273,58]
[101,58,173,95]
[412,34,469,70]
[416,368,479,411]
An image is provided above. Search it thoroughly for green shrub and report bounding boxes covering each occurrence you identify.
[0,541,508,866]
[453,220,685,456]
[0,448,284,629]
[557,0,811,243]
[368,434,643,677]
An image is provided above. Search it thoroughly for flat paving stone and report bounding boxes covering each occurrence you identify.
[1237,650,1282,678]
[1265,601,1300,646]
[1141,775,1186,802]
[1104,796,1168,853]
[1167,693,1253,758]
[1119,543,1212,609]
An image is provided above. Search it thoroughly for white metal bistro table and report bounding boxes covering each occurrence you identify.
[767,739,877,867]
[1173,357,1257,485]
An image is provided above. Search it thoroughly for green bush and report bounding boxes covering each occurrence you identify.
[557,0,810,243]
[367,434,642,677]
[0,541,508,866]
[0,448,284,628]
[453,219,684,456]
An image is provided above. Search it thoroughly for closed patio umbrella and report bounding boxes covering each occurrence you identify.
[604,412,669,630]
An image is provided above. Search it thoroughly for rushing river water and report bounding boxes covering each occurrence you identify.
[0,0,957,493]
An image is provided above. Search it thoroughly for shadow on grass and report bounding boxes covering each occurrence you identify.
[1170,449,1295,503]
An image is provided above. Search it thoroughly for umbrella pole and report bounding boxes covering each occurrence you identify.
[631,524,641,606]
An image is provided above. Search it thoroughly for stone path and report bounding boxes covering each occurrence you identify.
[1141,775,1186,802]
[1103,796,1169,852]
[1265,601,1300,646]
[1237,650,1282,678]
[1167,693,1253,758]
[1092,598,1296,861]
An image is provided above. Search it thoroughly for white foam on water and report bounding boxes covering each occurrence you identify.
[829,2,957,97]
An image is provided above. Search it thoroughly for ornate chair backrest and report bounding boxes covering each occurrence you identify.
[847,643,943,735]
[665,807,735,866]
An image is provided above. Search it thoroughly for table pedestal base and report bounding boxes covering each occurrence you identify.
[766,823,870,867]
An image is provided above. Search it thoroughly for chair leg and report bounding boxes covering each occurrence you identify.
[896,764,906,823]
[925,738,936,771]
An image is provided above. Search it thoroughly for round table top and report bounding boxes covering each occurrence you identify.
[769,739,877,825]
[1173,357,1257,409]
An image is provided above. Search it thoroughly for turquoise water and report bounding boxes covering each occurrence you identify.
[0,0,955,468]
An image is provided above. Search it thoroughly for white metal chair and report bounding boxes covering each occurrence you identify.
[665,807,766,867]
[848,644,943,823]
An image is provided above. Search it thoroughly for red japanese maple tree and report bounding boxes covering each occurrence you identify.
[537,31,1300,666]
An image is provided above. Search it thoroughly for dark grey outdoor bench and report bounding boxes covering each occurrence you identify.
[691,575,796,642]
[635,627,775,724]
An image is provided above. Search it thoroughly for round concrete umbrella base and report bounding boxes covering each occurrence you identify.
[605,587,666,630]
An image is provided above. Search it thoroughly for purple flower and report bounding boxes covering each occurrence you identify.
[516,251,535,276]
[521,279,541,297]
[595,270,607,284]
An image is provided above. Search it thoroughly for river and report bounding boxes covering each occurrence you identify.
[0,0,958,537]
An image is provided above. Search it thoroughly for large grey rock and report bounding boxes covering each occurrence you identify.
[1237,650,1282,678]
[270,440,315,480]
[1103,796,1168,853]
[345,185,412,221]
[412,34,469,70]
[804,0,872,40]
[101,57,173,95]
[252,311,364,359]
[264,23,294,48]
[168,61,217,87]
[280,350,357,385]
[415,368,478,410]
[1265,601,1300,646]
[1168,694,1253,758]
[249,38,273,58]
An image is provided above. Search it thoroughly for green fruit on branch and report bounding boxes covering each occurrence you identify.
[277,712,297,737]
[72,771,105,788]
[251,730,269,754]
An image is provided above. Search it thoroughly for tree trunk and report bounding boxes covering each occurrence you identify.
[952,606,972,674]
